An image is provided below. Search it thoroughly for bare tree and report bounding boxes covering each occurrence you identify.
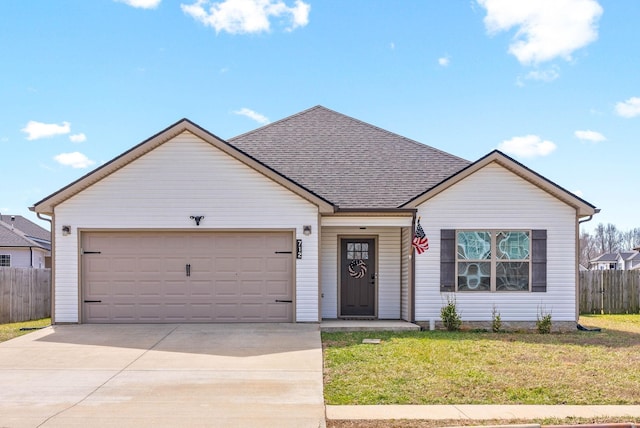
[593,223,622,254]
[620,228,640,250]
[579,230,598,267]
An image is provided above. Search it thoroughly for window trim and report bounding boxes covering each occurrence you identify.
[455,229,531,292]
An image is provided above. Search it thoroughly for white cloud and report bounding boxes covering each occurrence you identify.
[573,190,584,198]
[575,129,606,143]
[22,121,71,140]
[477,0,603,65]
[615,97,640,118]
[181,0,310,34]
[69,133,87,143]
[54,152,96,169]
[524,66,559,82]
[115,0,161,9]
[497,135,557,158]
[438,56,450,67]
[389,42,395,50]
[234,107,270,124]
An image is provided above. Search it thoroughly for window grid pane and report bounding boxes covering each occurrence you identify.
[457,231,491,260]
[458,262,491,291]
[0,255,10,267]
[346,243,368,260]
[497,231,530,260]
[496,262,530,291]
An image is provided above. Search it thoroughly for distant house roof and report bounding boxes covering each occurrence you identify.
[591,253,619,263]
[229,105,471,209]
[619,251,640,261]
[0,215,50,250]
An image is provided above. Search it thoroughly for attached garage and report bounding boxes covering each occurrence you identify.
[81,231,294,323]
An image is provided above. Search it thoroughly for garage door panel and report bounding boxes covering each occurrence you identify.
[82,231,293,323]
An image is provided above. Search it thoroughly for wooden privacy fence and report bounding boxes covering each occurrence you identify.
[579,270,640,314]
[0,268,51,323]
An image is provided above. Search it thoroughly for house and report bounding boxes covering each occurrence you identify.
[590,250,640,271]
[0,215,51,268]
[31,106,597,328]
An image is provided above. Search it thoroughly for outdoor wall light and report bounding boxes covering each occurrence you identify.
[62,225,71,236]
[303,225,312,236]
[190,215,204,226]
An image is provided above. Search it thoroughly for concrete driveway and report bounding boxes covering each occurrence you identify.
[0,324,325,428]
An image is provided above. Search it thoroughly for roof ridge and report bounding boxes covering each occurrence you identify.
[230,106,468,163]
[0,220,42,247]
[312,106,470,163]
[228,105,325,141]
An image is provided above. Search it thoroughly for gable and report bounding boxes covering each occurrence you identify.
[404,150,596,218]
[421,162,576,227]
[56,131,321,223]
[33,119,334,215]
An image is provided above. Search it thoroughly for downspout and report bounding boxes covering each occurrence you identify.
[576,209,600,326]
[35,211,54,323]
[29,246,33,267]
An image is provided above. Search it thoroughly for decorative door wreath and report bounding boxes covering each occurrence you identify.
[348,259,367,279]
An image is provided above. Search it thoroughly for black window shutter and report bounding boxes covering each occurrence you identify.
[531,229,547,292]
[440,229,455,292]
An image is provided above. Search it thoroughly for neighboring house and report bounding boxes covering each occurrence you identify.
[0,215,51,268]
[32,106,597,327]
[617,252,640,271]
[590,251,640,271]
[590,253,620,270]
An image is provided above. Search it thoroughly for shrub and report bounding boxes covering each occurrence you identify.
[491,305,502,333]
[536,306,552,334]
[441,296,462,331]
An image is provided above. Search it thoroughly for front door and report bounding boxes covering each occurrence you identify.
[340,238,375,317]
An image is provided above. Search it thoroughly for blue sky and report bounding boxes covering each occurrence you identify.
[1,0,638,233]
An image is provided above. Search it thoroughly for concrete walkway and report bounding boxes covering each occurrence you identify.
[0,324,325,428]
[326,404,640,422]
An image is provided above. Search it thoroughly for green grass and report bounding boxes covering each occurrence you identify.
[0,318,51,343]
[323,314,640,405]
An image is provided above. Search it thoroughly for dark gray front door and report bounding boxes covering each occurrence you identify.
[340,238,375,317]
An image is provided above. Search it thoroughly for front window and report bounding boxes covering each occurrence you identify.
[0,254,10,267]
[457,230,530,292]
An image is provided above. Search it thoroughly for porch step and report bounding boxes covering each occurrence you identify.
[320,320,421,332]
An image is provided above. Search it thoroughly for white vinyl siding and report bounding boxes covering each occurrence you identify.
[400,227,411,321]
[321,227,401,319]
[53,131,319,323]
[415,163,577,322]
[0,248,47,268]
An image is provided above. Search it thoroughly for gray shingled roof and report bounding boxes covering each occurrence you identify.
[591,252,619,263]
[0,221,46,248]
[0,215,50,242]
[228,106,471,209]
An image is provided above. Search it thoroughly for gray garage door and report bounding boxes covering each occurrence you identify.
[81,231,294,323]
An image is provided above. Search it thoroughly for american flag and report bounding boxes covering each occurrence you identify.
[412,218,429,254]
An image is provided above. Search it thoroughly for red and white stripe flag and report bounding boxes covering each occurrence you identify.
[412,218,429,254]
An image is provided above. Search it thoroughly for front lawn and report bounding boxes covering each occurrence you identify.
[0,318,51,343]
[322,314,640,405]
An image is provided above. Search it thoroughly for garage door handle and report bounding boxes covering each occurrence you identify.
[275,251,292,254]
[84,300,102,303]
[186,264,191,277]
[275,299,292,303]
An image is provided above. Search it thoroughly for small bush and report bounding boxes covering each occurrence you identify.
[441,296,462,331]
[491,305,502,333]
[536,307,552,334]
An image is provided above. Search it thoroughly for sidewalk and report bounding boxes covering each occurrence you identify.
[326,405,640,421]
